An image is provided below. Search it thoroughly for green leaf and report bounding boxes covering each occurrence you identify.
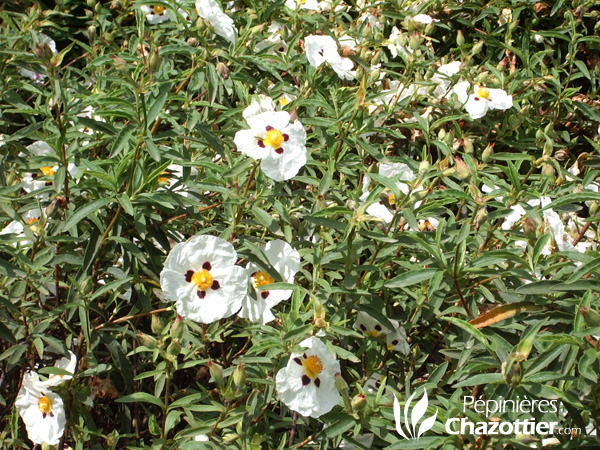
[147,83,172,126]
[440,316,497,358]
[116,392,165,408]
[62,197,114,231]
[453,373,505,388]
[110,124,136,158]
[386,268,440,288]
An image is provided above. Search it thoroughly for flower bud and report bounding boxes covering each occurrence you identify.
[334,372,349,394]
[589,201,598,216]
[351,394,367,412]
[442,168,455,178]
[456,30,465,47]
[424,22,435,35]
[137,331,158,349]
[471,40,484,56]
[522,216,537,239]
[87,25,96,42]
[454,156,471,181]
[103,32,115,44]
[216,61,229,79]
[170,314,184,340]
[151,314,164,335]
[481,143,494,162]
[418,160,430,174]
[541,163,555,180]
[463,138,474,154]
[580,306,600,328]
[148,50,161,73]
[474,207,488,231]
[408,33,420,51]
[232,363,246,388]
[208,361,224,388]
[111,55,128,72]
[542,140,553,157]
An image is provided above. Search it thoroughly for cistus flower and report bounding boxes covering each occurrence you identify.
[353,312,410,354]
[452,81,513,119]
[285,0,320,10]
[254,22,295,56]
[39,350,77,388]
[304,35,354,80]
[195,0,237,43]
[141,2,189,24]
[160,235,248,323]
[234,110,307,181]
[15,372,67,445]
[275,337,341,418]
[239,239,301,324]
[360,162,420,223]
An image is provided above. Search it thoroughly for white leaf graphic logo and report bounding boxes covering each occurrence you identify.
[393,389,438,441]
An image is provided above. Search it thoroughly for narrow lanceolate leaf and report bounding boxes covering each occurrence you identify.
[116,392,164,409]
[469,302,544,329]
[386,268,439,288]
[62,197,114,231]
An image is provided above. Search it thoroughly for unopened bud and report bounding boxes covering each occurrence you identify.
[522,216,537,239]
[424,22,435,35]
[541,163,555,179]
[471,40,485,56]
[442,168,455,178]
[580,306,600,328]
[418,160,430,174]
[170,314,184,340]
[148,50,161,73]
[111,55,128,72]
[351,394,368,412]
[463,138,474,154]
[457,30,465,47]
[334,372,349,394]
[474,207,488,231]
[589,201,598,216]
[208,361,224,388]
[87,25,96,42]
[137,331,158,349]
[481,143,494,162]
[454,156,471,180]
[151,314,164,335]
[408,34,420,51]
[216,61,229,79]
[103,32,114,44]
[542,140,553,157]
[233,363,246,388]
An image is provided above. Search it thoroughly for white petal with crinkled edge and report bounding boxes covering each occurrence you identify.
[464,94,490,120]
[304,35,336,68]
[16,373,66,445]
[246,110,290,132]
[40,351,77,388]
[234,129,271,160]
[275,337,341,418]
[181,235,238,269]
[196,0,237,43]
[487,88,513,111]
[260,140,307,181]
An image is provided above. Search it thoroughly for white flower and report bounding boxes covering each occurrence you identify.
[413,13,434,24]
[160,235,248,323]
[157,164,199,198]
[453,81,513,119]
[431,61,461,99]
[285,0,320,10]
[0,208,42,245]
[360,162,419,223]
[254,22,294,56]
[304,35,354,80]
[239,239,301,324]
[39,351,77,388]
[15,372,66,445]
[353,312,409,354]
[275,337,341,418]
[21,141,78,198]
[234,111,307,181]
[195,434,210,441]
[387,26,412,58]
[19,34,57,81]
[196,0,236,43]
[357,12,383,32]
[141,2,189,24]
[242,95,276,120]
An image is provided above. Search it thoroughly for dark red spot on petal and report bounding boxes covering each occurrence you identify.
[374,324,382,331]
[258,140,265,148]
[185,270,194,282]
[211,280,220,290]
[203,262,212,270]
[274,148,284,154]
[198,290,206,299]
[392,340,399,345]
[314,377,321,388]
[474,97,480,101]
[261,291,270,299]
[302,375,310,386]
[293,357,302,365]
[266,125,273,131]
[282,134,289,141]
[359,324,367,332]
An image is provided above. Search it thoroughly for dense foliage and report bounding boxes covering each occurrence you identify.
[1,0,600,449]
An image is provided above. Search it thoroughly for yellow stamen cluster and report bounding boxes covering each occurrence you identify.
[302,355,323,379]
[153,5,166,14]
[365,330,381,338]
[38,395,52,415]
[264,129,284,149]
[279,96,290,106]
[40,166,55,176]
[192,270,213,290]
[253,271,274,287]
[26,217,40,225]
[477,87,490,100]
